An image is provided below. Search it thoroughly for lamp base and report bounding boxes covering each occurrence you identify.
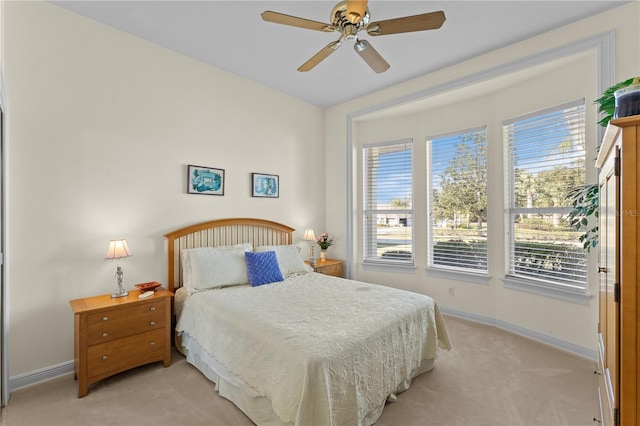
[111,289,129,298]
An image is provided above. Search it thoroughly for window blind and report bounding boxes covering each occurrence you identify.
[427,128,487,273]
[504,99,587,290]
[363,140,413,264]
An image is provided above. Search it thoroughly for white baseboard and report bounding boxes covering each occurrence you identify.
[9,360,74,393]
[441,307,597,361]
[8,308,597,394]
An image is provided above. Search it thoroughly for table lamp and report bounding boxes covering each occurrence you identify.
[303,229,316,266]
[105,239,132,298]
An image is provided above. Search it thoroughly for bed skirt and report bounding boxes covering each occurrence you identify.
[179,332,436,426]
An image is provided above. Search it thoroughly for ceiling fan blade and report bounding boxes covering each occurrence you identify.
[354,39,390,74]
[346,0,368,24]
[298,40,342,72]
[366,10,446,36]
[261,11,334,32]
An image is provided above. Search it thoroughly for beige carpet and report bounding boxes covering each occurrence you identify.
[0,316,598,426]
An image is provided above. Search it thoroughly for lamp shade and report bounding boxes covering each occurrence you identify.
[303,229,316,241]
[105,239,132,260]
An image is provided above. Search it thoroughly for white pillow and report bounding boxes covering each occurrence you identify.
[255,244,312,278]
[182,243,253,293]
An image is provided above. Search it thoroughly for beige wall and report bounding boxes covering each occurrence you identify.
[326,2,639,352]
[4,1,325,376]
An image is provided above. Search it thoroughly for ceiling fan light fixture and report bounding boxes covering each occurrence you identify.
[343,23,359,41]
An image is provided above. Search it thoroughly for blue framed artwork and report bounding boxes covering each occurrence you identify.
[252,173,279,198]
[187,164,225,196]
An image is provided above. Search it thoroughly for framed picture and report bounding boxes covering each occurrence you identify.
[252,173,279,198]
[187,165,225,196]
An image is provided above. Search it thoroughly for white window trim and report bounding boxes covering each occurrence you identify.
[502,276,592,305]
[425,267,490,285]
[362,262,416,273]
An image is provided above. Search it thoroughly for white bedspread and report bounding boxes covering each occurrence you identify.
[176,272,451,426]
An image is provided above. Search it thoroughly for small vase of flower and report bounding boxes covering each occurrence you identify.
[317,233,333,260]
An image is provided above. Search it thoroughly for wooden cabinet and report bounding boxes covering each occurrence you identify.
[306,259,345,278]
[595,116,640,426]
[70,288,173,398]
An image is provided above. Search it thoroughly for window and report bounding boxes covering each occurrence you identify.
[363,139,413,264]
[428,128,488,273]
[504,100,587,292]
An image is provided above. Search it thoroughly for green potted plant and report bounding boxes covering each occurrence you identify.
[566,183,599,252]
[595,77,639,127]
[567,77,640,251]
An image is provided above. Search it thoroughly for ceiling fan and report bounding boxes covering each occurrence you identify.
[261,0,446,74]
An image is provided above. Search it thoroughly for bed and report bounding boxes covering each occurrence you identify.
[165,218,451,426]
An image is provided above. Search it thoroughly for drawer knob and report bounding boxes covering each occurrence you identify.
[150,321,156,326]
[102,355,108,361]
[150,306,156,311]
[102,332,109,338]
[150,342,156,347]
[102,316,109,321]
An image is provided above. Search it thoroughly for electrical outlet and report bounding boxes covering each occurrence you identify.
[449,287,455,296]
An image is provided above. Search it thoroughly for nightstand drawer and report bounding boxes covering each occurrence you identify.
[316,262,344,277]
[306,259,345,278]
[87,302,165,345]
[87,328,165,378]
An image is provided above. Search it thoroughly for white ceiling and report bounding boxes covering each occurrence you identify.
[50,0,628,108]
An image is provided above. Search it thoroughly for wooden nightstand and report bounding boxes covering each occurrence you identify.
[69,287,174,398]
[306,259,345,278]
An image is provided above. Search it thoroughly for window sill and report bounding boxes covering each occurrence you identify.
[502,276,592,305]
[425,267,489,285]
[362,261,416,274]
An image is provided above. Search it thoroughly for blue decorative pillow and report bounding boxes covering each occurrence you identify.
[245,251,284,287]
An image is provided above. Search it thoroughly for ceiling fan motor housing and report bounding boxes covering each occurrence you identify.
[331,1,370,40]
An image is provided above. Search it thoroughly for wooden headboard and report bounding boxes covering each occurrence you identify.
[164,218,295,293]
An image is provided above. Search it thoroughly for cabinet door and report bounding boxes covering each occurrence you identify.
[598,146,620,425]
